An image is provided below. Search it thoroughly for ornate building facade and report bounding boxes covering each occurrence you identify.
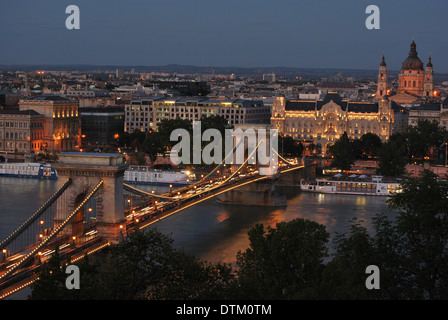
[381,40,435,104]
[19,95,81,152]
[271,92,400,154]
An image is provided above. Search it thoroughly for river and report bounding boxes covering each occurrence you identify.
[0,177,396,265]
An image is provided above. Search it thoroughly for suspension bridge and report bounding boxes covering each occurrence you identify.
[0,134,308,299]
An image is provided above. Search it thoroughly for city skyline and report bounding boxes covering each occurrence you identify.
[1,0,448,72]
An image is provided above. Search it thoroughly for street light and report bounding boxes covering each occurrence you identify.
[445,142,447,166]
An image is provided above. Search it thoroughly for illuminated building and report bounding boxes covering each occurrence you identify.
[19,95,80,152]
[271,92,404,154]
[380,39,435,104]
[125,98,270,133]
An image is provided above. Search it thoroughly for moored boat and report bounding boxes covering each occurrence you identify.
[0,163,58,180]
[300,175,401,196]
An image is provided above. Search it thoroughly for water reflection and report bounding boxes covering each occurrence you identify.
[216,211,230,223]
[267,209,286,228]
[0,179,396,266]
[0,178,58,241]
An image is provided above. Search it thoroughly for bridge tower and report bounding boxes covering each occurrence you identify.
[52,152,128,244]
[230,123,278,177]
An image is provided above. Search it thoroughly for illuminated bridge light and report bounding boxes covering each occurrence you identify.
[2,160,304,298]
[0,180,103,283]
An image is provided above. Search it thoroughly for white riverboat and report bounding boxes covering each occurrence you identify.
[0,162,58,180]
[124,165,196,186]
[300,175,402,196]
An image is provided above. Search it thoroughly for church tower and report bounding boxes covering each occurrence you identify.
[424,54,434,98]
[378,95,393,140]
[271,97,286,133]
[376,54,388,98]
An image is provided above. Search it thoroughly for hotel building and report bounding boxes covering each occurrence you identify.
[271,92,404,154]
[125,97,271,132]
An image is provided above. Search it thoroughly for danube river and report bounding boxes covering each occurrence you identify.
[0,177,396,265]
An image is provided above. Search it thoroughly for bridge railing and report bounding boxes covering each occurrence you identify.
[0,180,104,283]
[0,179,72,256]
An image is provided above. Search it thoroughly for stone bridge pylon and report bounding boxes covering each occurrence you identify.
[52,152,129,244]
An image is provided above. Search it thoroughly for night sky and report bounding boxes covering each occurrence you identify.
[1,0,447,72]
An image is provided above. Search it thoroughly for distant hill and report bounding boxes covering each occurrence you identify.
[1,64,448,82]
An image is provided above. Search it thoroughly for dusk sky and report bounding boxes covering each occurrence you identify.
[1,0,447,72]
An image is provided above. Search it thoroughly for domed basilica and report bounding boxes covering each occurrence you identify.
[377,39,435,105]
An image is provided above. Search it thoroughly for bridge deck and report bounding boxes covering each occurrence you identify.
[0,161,305,299]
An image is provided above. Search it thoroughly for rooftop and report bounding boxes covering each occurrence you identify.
[286,92,379,113]
[21,95,71,102]
[0,108,41,116]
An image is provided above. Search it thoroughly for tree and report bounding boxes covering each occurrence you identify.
[279,135,303,157]
[98,228,182,300]
[129,129,147,152]
[376,139,407,177]
[328,132,354,171]
[350,138,363,159]
[147,253,237,300]
[321,218,380,299]
[349,133,382,161]
[297,142,304,157]
[307,142,316,154]
[200,114,228,136]
[116,129,147,152]
[28,248,68,300]
[360,133,382,158]
[142,132,166,163]
[324,170,448,299]
[157,118,193,149]
[403,120,448,160]
[29,248,102,300]
[29,228,238,300]
[386,170,448,299]
[236,218,329,299]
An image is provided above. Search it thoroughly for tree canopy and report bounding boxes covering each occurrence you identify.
[328,132,354,171]
[376,138,407,177]
[403,119,448,160]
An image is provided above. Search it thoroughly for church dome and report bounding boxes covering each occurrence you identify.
[402,40,424,71]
